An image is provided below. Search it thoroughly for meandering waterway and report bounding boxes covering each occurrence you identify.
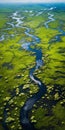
[2,7,65,130]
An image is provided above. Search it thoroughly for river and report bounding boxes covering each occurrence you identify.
[2,7,65,130]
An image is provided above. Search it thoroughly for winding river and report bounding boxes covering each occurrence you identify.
[2,7,65,130]
[2,11,47,130]
[44,12,55,28]
[20,25,46,130]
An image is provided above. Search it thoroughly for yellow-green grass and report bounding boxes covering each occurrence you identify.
[0,35,38,130]
[0,13,8,29]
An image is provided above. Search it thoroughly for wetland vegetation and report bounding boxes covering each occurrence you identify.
[0,3,65,130]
